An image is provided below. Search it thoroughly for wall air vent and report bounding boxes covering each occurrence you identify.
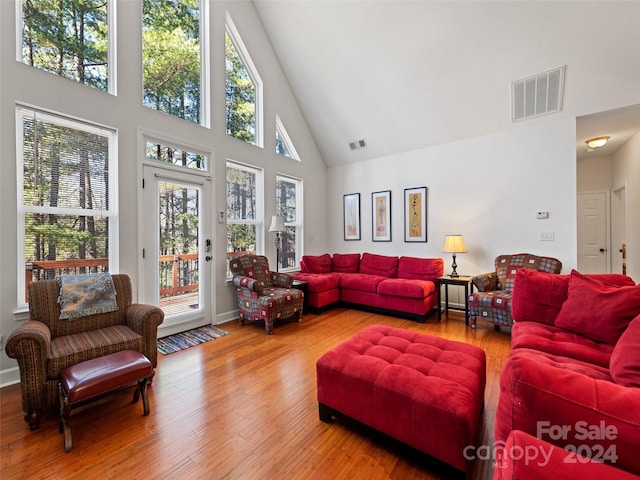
[512,66,565,122]
[349,138,367,151]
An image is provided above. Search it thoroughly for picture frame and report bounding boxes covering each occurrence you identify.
[372,190,391,242]
[404,186,427,242]
[343,193,361,240]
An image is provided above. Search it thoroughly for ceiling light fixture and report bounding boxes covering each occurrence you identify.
[585,136,610,149]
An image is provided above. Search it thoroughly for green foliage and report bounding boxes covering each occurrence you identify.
[22,0,108,90]
[143,0,201,123]
[225,34,256,143]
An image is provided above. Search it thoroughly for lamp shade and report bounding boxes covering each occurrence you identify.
[268,215,287,233]
[443,235,467,253]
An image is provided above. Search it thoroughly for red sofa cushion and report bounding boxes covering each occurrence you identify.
[359,253,398,277]
[496,348,640,475]
[510,321,613,367]
[555,270,640,345]
[512,269,636,325]
[397,256,444,281]
[377,278,435,299]
[610,315,640,387]
[331,253,361,273]
[340,273,386,293]
[300,254,332,274]
[292,272,340,293]
[494,430,640,480]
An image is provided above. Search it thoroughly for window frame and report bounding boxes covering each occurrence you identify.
[225,11,263,147]
[15,105,119,307]
[16,0,117,95]
[275,174,303,272]
[226,160,264,278]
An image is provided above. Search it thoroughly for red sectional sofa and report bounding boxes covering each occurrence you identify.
[495,268,640,477]
[293,253,444,322]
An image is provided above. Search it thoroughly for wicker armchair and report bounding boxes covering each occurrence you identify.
[229,254,304,335]
[468,254,562,329]
[6,274,164,429]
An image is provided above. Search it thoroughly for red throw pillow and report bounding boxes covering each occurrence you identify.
[610,315,640,387]
[555,270,640,345]
[301,254,332,274]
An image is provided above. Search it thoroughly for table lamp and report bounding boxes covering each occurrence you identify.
[443,235,466,278]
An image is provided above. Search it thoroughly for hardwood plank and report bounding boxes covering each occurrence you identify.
[0,308,510,479]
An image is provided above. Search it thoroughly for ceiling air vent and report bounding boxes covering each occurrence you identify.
[512,66,565,122]
[349,138,367,151]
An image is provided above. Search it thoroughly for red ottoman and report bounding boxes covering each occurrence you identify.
[316,325,486,472]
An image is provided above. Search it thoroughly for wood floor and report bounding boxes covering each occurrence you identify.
[1,308,511,480]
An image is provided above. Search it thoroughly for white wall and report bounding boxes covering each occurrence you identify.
[577,156,612,192]
[328,117,578,276]
[612,131,640,280]
[0,0,328,383]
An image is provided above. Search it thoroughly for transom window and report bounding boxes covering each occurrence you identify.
[17,107,118,304]
[226,161,263,277]
[145,139,207,172]
[19,0,114,93]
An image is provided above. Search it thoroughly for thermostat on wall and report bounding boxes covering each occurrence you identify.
[536,211,549,219]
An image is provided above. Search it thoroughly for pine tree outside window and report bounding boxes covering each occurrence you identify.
[226,161,263,277]
[142,0,206,125]
[225,13,262,146]
[17,107,118,304]
[275,175,302,271]
[19,0,114,93]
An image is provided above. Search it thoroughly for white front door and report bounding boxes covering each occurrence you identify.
[142,165,213,334]
[577,191,610,273]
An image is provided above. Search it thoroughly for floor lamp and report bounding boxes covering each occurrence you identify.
[269,215,287,272]
[443,234,467,278]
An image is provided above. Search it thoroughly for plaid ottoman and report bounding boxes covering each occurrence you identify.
[316,325,486,472]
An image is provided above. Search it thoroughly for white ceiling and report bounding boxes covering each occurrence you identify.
[253,1,640,167]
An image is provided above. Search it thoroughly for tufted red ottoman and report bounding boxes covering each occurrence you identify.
[316,325,486,472]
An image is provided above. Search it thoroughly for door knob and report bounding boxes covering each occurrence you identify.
[599,248,606,253]
[205,256,212,262]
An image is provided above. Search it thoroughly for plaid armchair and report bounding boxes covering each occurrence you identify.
[5,274,164,429]
[229,254,304,335]
[468,254,562,329]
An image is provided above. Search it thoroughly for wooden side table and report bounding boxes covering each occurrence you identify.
[436,275,474,325]
[291,279,309,314]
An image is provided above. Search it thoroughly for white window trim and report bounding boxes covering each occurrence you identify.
[225,11,263,148]
[15,105,119,307]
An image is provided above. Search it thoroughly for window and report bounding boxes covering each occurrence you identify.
[17,107,117,304]
[226,161,263,276]
[145,139,207,172]
[225,13,262,146]
[142,0,206,125]
[19,0,114,93]
[275,115,300,160]
[275,175,302,271]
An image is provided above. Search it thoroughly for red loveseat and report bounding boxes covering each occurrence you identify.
[293,253,444,322]
[495,268,640,477]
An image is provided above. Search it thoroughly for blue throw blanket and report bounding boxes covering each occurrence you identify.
[57,273,118,320]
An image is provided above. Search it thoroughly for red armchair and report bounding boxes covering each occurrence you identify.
[229,254,304,334]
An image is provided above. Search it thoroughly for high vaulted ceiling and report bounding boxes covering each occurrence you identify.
[253,1,640,167]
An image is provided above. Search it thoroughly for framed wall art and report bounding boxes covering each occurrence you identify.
[372,190,391,242]
[343,193,361,240]
[404,186,427,242]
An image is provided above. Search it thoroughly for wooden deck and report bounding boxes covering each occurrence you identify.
[159,291,200,317]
